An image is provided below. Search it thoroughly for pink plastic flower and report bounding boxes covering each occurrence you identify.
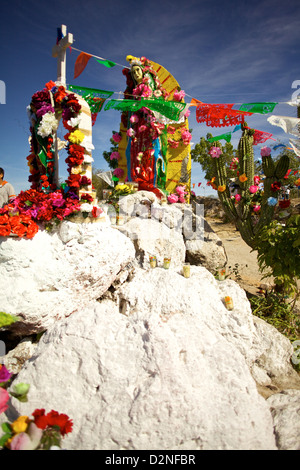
[176,185,186,195]
[113,168,124,178]
[235,194,241,202]
[173,90,185,101]
[261,146,271,157]
[127,128,135,138]
[112,133,122,143]
[253,204,261,212]
[138,125,147,133]
[249,185,258,194]
[110,151,120,160]
[254,175,260,185]
[130,114,139,124]
[10,423,43,450]
[181,129,192,145]
[209,147,222,158]
[0,387,9,414]
[0,364,12,383]
[167,193,179,203]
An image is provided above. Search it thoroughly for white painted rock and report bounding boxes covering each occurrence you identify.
[0,221,135,335]
[9,267,277,450]
[117,218,186,269]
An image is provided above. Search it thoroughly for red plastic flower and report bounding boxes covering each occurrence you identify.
[271,181,281,192]
[32,409,73,436]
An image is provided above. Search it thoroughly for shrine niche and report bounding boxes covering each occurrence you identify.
[111,55,192,198]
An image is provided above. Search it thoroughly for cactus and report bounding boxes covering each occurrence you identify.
[275,154,289,179]
[212,123,290,249]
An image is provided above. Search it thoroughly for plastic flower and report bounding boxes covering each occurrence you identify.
[138,125,147,133]
[167,193,179,203]
[37,112,58,138]
[110,151,121,160]
[218,185,226,192]
[249,185,258,194]
[0,364,12,383]
[271,181,281,192]
[113,168,124,179]
[239,173,248,183]
[267,197,278,206]
[173,90,185,101]
[0,387,9,414]
[32,409,73,436]
[11,416,30,434]
[254,175,260,185]
[112,132,122,143]
[181,129,192,145]
[295,178,300,187]
[235,194,241,202]
[68,130,85,144]
[67,116,81,128]
[260,146,271,157]
[253,204,261,212]
[130,114,139,124]
[127,128,136,138]
[9,422,42,451]
[209,147,222,158]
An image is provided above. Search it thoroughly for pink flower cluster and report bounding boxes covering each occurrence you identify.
[209,146,222,158]
[173,90,186,101]
[261,146,271,157]
[167,185,188,204]
[132,83,153,98]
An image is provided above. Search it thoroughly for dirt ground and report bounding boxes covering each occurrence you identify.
[206,217,273,295]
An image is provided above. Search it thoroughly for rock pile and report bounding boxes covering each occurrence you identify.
[0,192,299,450]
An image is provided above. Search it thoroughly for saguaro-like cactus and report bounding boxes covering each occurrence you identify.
[212,122,289,249]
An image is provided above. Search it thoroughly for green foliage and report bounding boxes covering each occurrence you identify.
[0,312,18,328]
[102,133,119,170]
[250,292,300,343]
[254,215,300,296]
[191,133,237,181]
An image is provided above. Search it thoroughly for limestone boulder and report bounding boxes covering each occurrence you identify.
[117,217,186,269]
[8,267,277,450]
[0,221,135,335]
[267,389,300,450]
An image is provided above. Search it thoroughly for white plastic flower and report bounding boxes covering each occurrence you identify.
[67,116,81,128]
[37,112,58,138]
[80,203,94,213]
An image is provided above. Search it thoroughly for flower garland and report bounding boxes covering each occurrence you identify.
[0,81,105,239]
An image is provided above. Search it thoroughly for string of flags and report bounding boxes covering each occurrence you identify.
[69,47,300,156]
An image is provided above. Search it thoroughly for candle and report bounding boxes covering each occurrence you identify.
[149,255,157,268]
[182,262,190,278]
[224,296,234,310]
[163,257,171,269]
[116,215,124,225]
[217,267,226,281]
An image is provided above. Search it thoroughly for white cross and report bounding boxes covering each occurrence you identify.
[52,25,73,86]
[51,25,73,186]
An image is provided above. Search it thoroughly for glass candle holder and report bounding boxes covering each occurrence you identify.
[163,257,171,269]
[149,255,157,268]
[182,262,190,278]
[116,215,124,226]
[224,296,234,310]
[217,267,226,281]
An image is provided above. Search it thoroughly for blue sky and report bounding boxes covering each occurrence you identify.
[1,0,300,196]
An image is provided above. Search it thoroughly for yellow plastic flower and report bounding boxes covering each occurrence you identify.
[68,130,85,144]
[11,415,29,434]
[239,173,248,183]
[218,185,226,192]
